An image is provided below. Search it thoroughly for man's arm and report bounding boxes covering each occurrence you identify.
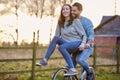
[82,18,94,49]
[85,39,94,49]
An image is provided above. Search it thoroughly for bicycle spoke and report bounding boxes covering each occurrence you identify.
[64,75,78,80]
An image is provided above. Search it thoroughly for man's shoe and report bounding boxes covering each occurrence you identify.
[64,69,77,76]
[36,59,48,66]
[86,73,93,80]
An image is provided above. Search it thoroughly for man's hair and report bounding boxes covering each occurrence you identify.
[72,2,83,11]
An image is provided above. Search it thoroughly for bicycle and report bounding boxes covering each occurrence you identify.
[52,49,96,80]
[52,53,96,80]
[52,66,96,80]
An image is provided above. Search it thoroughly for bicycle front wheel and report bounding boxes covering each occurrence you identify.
[52,68,78,80]
[52,68,68,80]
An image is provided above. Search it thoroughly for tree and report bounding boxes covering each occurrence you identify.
[0,0,74,44]
[0,0,24,45]
[0,30,16,44]
[24,0,45,18]
[0,0,12,15]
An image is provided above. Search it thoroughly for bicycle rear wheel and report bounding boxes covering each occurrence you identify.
[80,68,87,80]
[80,67,96,80]
[90,67,96,80]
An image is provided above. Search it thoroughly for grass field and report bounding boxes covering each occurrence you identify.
[0,48,120,80]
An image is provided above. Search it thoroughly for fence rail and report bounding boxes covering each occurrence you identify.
[0,45,120,80]
[0,33,120,80]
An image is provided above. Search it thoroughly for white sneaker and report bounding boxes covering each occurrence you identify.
[64,69,78,76]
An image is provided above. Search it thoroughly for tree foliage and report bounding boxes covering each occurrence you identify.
[0,0,73,45]
[0,0,73,17]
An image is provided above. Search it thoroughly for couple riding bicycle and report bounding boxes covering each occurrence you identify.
[36,2,94,80]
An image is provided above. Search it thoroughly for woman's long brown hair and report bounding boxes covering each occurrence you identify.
[58,4,74,28]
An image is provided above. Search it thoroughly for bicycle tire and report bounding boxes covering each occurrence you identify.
[52,68,68,80]
[80,68,87,80]
[52,68,78,80]
[90,67,96,80]
[80,67,96,80]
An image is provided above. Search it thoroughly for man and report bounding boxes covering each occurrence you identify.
[71,2,94,80]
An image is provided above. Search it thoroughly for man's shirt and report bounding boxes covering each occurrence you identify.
[80,16,94,42]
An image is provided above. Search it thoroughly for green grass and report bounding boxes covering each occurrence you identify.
[0,62,120,80]
[96,72,120,80]
[0,48,120,80]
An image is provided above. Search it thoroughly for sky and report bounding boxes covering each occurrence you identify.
[0,0,120,44]
[74,0,120,26]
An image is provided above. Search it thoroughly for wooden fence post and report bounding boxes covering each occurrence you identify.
[116,46,120,74]
[93,45,97,69]
[37,30,39,45]
[31,32,37,80]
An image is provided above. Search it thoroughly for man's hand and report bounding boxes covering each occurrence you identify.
[84,43,90,49]
[79,46,84,51]
[79,43,85,51]
[84,39,93,49]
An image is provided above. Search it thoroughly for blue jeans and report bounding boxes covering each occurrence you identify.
[44,36,81,68]
[73,45,93,74]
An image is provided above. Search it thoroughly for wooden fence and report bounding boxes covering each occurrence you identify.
[0,33,120,80]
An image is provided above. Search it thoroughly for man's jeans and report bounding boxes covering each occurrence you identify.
[44,36,81,68]
[73,45,93,74]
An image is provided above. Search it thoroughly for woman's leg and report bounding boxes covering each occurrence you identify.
[58,41,81,68]
[44,36,66,60]
[36,36,66,66]
[58,41,81,76]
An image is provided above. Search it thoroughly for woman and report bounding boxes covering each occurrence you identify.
[36,4,87,76]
